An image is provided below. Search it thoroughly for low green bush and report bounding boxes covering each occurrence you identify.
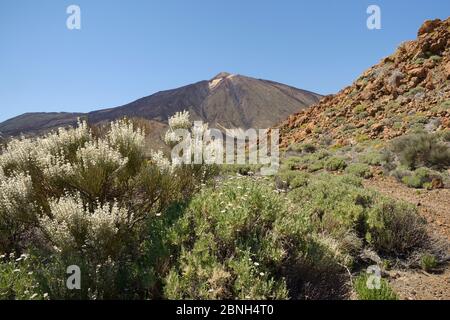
[391,131,450,170]
[420,254,438,272]
[354,273,398,300]
[281,152,329,173]
[366,199,427,255]
[325,157,347,171]
[0,253,44,300]
[165,180,347,300]
[276,170,310,190]
[440,130,450,142]
[345,163,373,179]
[401,167,442,189]
[289,173,427,256]
[359,150,384,166]
[288,143,317,154]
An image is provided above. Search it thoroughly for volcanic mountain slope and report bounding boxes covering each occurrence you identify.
[279,18,450,148]
[0,112,84,137]
[0,73,322,137]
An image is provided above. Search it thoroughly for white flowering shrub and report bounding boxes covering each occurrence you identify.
[150,150,171,172]
[40,193,129,257]
[168,110,191,130]
[0,115,213,299]
[164,129,182,147]
[165,110,192,147]
[0,170,35,252]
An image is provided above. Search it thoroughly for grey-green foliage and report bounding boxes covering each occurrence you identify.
[165,179,347,300]
[391,131,450,170]
[288,173,427,255]
[354,274,398,300]
[345,163,373,179]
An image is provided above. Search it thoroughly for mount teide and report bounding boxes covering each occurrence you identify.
[0,73,322,137]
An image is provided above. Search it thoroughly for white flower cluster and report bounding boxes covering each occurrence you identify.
[107,119,145,151]
[150,150,171,172]
[164,130,182,146]
[0,170,32,214]
[0,137,34,168]
[39,119,89,153]
[90,200,129,235]
[77,139,128,169]
[168,110,191,130]
[0,120,90,176]
[164,110,192,147]
[40,193,128,250]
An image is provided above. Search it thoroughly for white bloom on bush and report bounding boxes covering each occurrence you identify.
[40,193,128,250]
[0,171,32,213]
[37,151,75,177]
[0,137,35,168]
[0,120,89,175]
[107,119,145,151]
[164,130,182,147]
[168,110,191,130]
[38,119,89,153]
[150,150,171,172]
[77,139,128,168]
[90,200,128,235]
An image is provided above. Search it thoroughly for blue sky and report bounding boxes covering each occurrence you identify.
[0,0,449,122]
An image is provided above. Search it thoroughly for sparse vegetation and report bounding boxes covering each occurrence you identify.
[345,163,373,179]
[325,157,347,171]
[354,274,398,300]
[421,254,438,272]
[391,131,450,170]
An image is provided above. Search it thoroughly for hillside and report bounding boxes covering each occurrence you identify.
[279,18,450,148]
[0,73,322,137]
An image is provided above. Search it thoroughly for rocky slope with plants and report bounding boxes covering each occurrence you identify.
[273,18,450,300]
[279,18,450,148]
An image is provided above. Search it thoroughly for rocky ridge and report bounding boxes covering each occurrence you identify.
[279,18,450,148]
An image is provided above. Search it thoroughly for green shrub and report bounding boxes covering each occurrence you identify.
[0,253,44,300]
[401,174,423,188]
[289,173,427,256]
[406,86,425,97]
[282,156,303,170]
[354,274,398,300]
[420,254,438,272]
[219,164,260,176]
[165,180,347,300]
[353,104,366,115]
[430,55,442,62]
[345,163,373,179]
[359,150,384,166]
[440,100,450,110]
[325,157,347,171]
[300,143,317,153]
[366,199,427,255]
[288,143,317,154]
[391,131,450,170]
[400,167,441,189]
[281,153,329,173]
[276,170,310,190]
[440,130,450,142]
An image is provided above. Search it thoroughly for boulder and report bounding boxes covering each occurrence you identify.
[418,19,441,36]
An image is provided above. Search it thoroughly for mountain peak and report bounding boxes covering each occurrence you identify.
[211,72,234,80]
[209,72,237,90]
[0,73,322,137]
